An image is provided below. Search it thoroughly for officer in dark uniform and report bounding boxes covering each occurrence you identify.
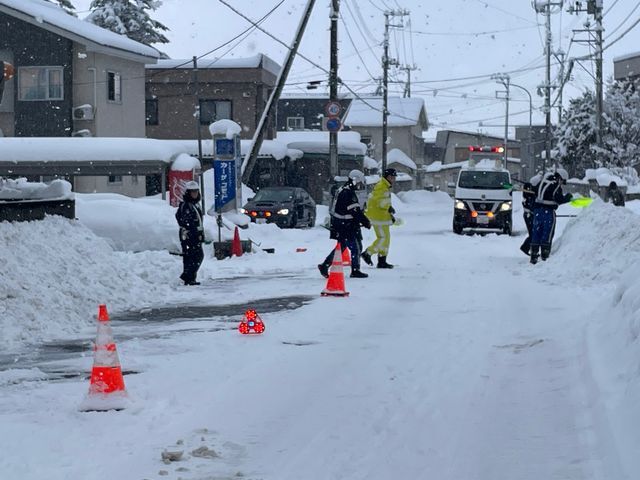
[175,181,204,285]
[318,170,371,278]
[530,170,572,264]
[606,181,625,207]
[519,175,540,256]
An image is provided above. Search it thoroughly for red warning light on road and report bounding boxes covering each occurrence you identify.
[239,309,265,335]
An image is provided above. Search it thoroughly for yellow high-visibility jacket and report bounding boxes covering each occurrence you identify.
[365,178,393,225]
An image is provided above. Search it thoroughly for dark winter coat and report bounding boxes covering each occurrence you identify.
[176,196,204,243]
[329,183,371,241]
[534,175,572,210]
[607,187,625,207]
[522,182,537,214]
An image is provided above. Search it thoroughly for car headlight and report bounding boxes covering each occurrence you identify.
[277,208,290,215]
[500,202,512,211]
[454,200,466,210]
[240,208,247,214]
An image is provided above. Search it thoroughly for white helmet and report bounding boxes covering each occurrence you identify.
[184,181,200,191]
[348,169,365,185]
[556,168,568,181]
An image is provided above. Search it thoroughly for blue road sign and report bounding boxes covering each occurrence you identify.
[214,138,236,159]
[214,160,236,210]
[326,117,342,132]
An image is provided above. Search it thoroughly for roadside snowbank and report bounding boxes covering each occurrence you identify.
[0,217,176,351]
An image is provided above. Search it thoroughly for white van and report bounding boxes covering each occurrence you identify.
[453,147,513,235]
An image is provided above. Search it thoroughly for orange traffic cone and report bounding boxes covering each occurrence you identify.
[231,226,243,257]
[340,242,351,266]
[321,244,350,297]
[79,304,128,411]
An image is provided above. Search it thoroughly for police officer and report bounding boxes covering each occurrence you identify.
[318,170,371,278]
[362,168,397,269]
[519,174,541,256]
[175,181,204,285]
[530,170,572,264]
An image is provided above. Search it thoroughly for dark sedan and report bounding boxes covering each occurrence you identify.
[241,187,316,228]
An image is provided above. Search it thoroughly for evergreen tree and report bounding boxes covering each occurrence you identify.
[600,78,640,169]
[554,90,598,178]
[87,0,169,45]
[46,0,76,15]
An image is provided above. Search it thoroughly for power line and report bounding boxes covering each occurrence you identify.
[338,11,378,82]
[411,25,540,37]
[474,0,540,25]
[605,2,640,40]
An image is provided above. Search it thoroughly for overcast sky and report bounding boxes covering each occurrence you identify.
[75,0,640,140]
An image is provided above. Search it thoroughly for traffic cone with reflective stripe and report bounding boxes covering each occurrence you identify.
[231,226,243,257]
[79,304,129,411]
[340,242,351,266]
[321,244,349,297]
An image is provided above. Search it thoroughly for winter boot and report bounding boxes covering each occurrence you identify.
[377,256,394,269]
[361,251,373,266]
[318,263,329,278]
[541,247,550,261]
[350,269,368,278]
[530,246,540,265]
[186,280,201,286]
[519,242,530,256]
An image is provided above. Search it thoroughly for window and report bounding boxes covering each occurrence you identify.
[287,117,304,131]
[108,175,123,184]
[18,66,64,101]
[145,98,158,125]
[199,99,232,125]
[107,71,121,102]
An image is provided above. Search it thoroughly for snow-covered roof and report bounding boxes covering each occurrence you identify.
[364,156,378,169]
[164,139,303,161]
[386,149,417,170]
[613,51,640,63]
[276,131,367,156]
[344,97,427,128]
[425,157,519,173]
[147,54,281,76]
[0,0,160,61]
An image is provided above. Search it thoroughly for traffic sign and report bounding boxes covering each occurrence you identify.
[326,117,342,133]
[325,101,342,117]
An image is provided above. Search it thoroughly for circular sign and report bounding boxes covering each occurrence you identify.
[326,117,342,132]
[325,101,342,117]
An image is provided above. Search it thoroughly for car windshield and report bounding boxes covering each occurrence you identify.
[458,171,510,190]
[252,189,295,202]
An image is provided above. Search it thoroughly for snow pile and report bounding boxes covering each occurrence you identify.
[397,190,452,208]
[585,167,628,187]
[0,178,73,200]
[549,201,640,281]
[0,216,176,351]
[387,149,417,170]
[171,153,201,172]
[209,119,242,139]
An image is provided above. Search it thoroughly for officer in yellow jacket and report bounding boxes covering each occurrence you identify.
[362,168,397,269]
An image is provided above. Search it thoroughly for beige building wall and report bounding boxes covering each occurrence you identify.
[74,174,146,197]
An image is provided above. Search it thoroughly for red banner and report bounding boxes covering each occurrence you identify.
[169,170,195,207]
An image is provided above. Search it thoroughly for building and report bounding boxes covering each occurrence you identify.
[514,124,547,180]
[145,54,280,141]
[613,51,640,81]
[0,0,159,139]
[276,94,352,131]
[343,96,428,169]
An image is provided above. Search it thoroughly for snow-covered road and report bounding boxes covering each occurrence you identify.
[0,192,634,479]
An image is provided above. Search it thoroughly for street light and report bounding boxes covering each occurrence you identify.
[510,83,533,177]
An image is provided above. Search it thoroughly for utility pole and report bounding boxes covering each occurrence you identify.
[492,73,510,169]
[381,9,409,172]
[329,0,340,179]
[242,0,317,184]
[400,64,418,98]
[193,56,205,212]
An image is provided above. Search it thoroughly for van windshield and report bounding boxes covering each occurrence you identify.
[458,171,510,190]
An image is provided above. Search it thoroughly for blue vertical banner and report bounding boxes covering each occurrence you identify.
[214,159,236,211]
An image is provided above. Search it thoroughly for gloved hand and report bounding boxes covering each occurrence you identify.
[391,215,396,224]
[388,206,396,215]
[180,228,188,241]
[363,218,371,229]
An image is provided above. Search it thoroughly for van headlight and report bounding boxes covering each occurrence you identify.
[277,208,290,215]
[454,200,466,210]
[500,202,512,211]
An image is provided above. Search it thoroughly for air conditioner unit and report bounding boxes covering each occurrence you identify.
[73,104,94,121]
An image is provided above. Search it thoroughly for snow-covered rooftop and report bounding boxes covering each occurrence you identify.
[0,0,160,60]
[387,149,417,170]
[147,54,281,76]
[344,97,427,128]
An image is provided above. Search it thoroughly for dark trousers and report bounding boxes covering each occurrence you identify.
[180,240,204,282]
[323,236,361,271]
[520,212,533,254]
[531,207,556,258]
